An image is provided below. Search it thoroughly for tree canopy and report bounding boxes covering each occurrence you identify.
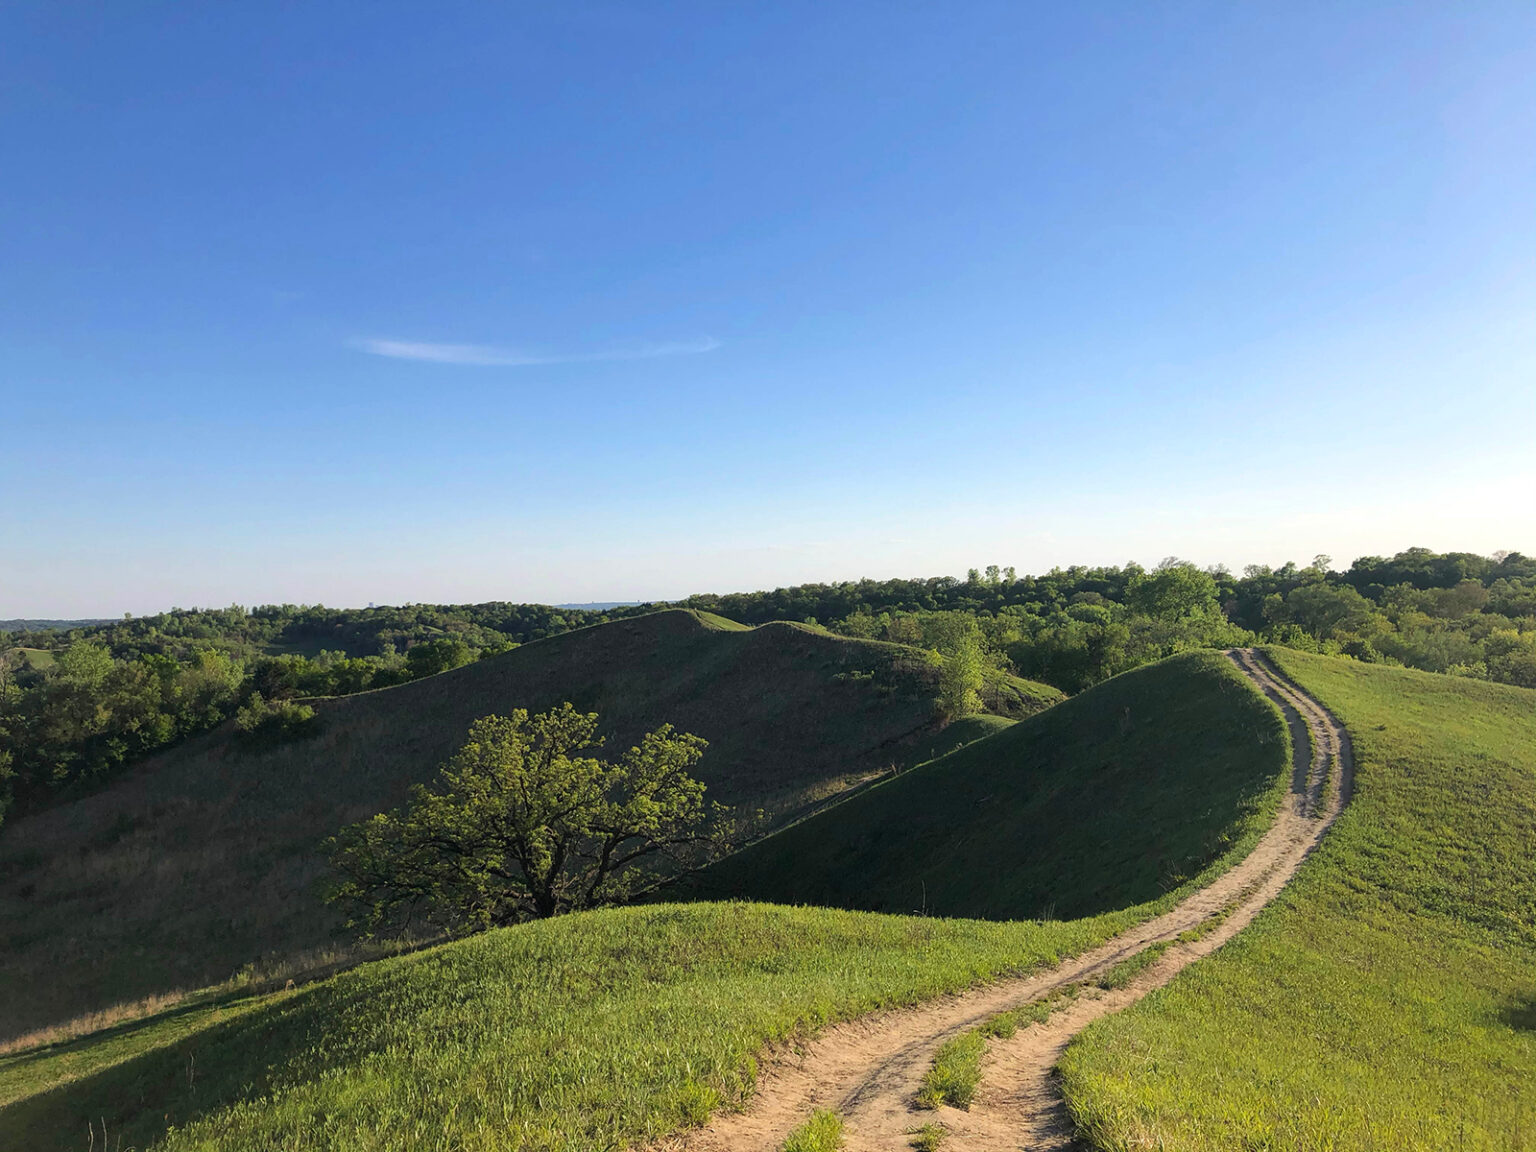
[325,704,722,933]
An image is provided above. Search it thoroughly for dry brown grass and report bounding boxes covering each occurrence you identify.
[0,990,192,1058]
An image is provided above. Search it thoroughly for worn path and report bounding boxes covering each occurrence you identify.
[658,650,1351,1151]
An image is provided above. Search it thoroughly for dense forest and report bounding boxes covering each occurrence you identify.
[1,548,1531,828]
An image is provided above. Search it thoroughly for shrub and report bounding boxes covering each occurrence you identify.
[234,694,318,747]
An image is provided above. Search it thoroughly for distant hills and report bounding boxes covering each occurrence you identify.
[0,619,112,632]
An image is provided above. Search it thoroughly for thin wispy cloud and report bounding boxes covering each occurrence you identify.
[351,336,721,366]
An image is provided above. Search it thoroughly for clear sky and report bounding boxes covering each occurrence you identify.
[4,2,1533,616]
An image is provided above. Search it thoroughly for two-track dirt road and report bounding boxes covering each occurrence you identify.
[659,649,1352,1151]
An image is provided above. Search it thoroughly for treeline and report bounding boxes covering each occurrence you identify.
[0,600,653,660]
[3,548,1532,828]
[0,601,657,824]
[682,548,1536,694]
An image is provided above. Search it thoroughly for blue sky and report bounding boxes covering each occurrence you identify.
[3,2,1533,615]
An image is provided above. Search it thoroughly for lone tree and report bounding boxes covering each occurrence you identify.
[935,623,987,720]
[325,703,723,934]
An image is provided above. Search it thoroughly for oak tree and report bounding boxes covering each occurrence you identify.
[326,703,721,934]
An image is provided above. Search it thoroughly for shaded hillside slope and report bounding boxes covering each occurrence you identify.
[0,610,1060,1041]
[1060,651,1536,1150]
[673,652,1289,921]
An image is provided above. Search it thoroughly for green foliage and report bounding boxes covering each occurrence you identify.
[0,901,1155,1152]
[1126,558,1220,619]
[935,628,986,719]
[907,1122,948,1150]
[782,1109,845,1152]
[711,549,1536,695]
[0,642,245,812]
[403,636,476,678]
[327,704,720,932]
[0,601,633,824]
[1059,651,1536,1150]
[980,987,1073,1038]
[676,653,1289,920]
[232,695,317,747]
[916,1031,985,1109]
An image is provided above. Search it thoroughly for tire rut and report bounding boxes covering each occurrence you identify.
[653,650,1351,1152]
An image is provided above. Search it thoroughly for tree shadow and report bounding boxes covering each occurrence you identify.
[1501,993,1536,1032]
[2,987,251,1074]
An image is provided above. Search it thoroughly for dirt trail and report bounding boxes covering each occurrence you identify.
[658,650,1351,1152]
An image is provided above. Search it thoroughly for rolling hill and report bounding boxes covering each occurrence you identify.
[9,643,1525,1149]
[0,650,1290,1152]
[1060,650,1536,1148]
[0,609,1061,1041]
[670,651,1289,920]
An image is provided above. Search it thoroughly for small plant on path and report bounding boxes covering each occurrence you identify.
[781,1108,844,1152]
[916,1030,986,1109]
[1097,940,1172,990]
[907,1121,948,1150]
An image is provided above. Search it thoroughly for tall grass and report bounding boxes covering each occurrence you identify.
[1059,651,1536,1150]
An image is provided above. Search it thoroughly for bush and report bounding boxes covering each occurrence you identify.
[234,694,318,747]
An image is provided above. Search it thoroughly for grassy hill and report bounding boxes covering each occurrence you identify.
[0,903,1145,1152]
[0,645,1294,1151]
[670,652,1289,921]
[1,647,56,671]
[1060,650,1536,1149]
[0,609,1060,1042]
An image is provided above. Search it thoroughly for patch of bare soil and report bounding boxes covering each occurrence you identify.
[650,650,1350,1152]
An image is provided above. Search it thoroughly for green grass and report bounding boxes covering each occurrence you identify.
[7,647,55,670]
[673,652,1290,920]
[907,1121,947,1150]
[1095,939,1171,991]
[781,1109,845,1152]
[916,1031,986,1110]
[0,609,1060,1041]
[980,984,1078,1040]
[1060,650,1536,1150]
[0,901,1161,1152]
[891,713,1016,772]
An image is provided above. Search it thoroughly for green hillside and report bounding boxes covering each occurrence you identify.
[0,903,1144,1152]
[1061,651,1536,1149]
[1,647,55,671]
[671,652,1289,920]
[0,646,1292,1152]
[0,609,1059,1042]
